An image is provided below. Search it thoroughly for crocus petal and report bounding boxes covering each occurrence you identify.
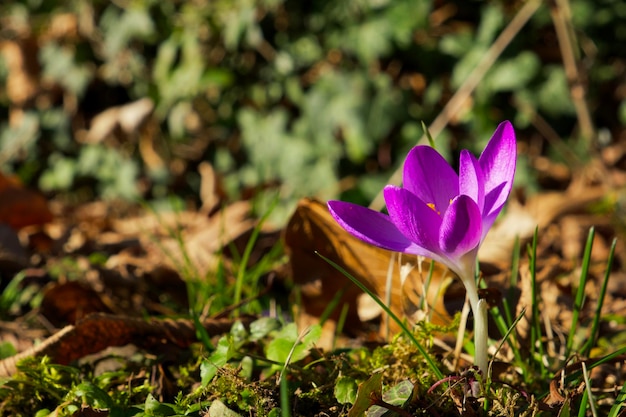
[479,121,517,223]
[403,146,458,214]
[459,150,485,212]
[383,185,442,258]
[439,195,482,262]
[327,200,421,254]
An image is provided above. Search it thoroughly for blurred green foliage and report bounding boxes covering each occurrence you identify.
[0,0,625,220]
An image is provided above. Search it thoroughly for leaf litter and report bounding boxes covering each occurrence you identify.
[0,142,625,415]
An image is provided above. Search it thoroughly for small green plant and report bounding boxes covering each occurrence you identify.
[0,356,153,416]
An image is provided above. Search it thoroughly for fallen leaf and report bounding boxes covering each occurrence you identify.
[0,38,40,108]
[0,223,28,273]
[284,198,453,337]
[111,201,254,279]
[82,98,154,144]
[0,313,253,378]
[40,281,113,326]
[479,184,607,267]
[198,161,226,214]
[0,172,53,230]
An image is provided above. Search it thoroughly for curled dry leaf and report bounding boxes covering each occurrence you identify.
[482,180,610,343]
[0,39,40,109]
[0,313,253,378]
[479,184,607,268]
[40,281,113,326]
[284,198,453,337]
[0,172,53,230]
[198,161,226,214]
[82,98,154,144]
[111,201,254,280]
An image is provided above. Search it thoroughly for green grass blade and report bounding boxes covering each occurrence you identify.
[559,346,626,392]
[317,252,444,380]
[566,227,595,358]
[485,307,526,413]
[318,286,347,325]
[503,236,521,327]
[489,302,526,376]
[587,345,626,370]
[233,196,278,315]
[421,121,436,149]
[578,389,589,417]
[0,271,26,315]
[581,237,617,357]
[529,228,547,378]
[421,259,436,311]
[193,315,214,350]
[334,303,350,351]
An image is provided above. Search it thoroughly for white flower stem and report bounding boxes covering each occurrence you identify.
[473,299,489,375]
[460,271,488,376]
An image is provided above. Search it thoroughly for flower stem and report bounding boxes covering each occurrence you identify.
[461,271,488,375]
[473,299,489,375]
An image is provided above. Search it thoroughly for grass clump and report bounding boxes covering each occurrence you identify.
[1,193,624,417]
[204,365,279,415]
[0,356,153,416]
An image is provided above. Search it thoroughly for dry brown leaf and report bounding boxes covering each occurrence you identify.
[479,185,607,267]
[541,356,626,410]
[40,281,113,326]
[0,172,53,230]
[198,162,226,214]
[0,39,40,110]
[82,98,154,144]
[0,313,252,378]
[111,201,254,279]
[0,223,28,272]
[284,198,453,338]
[156,202,254,278]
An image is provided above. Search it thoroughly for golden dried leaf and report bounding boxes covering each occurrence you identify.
[111,201,254,279]
[284,198,453,336]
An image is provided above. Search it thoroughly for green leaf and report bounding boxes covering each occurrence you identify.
[39,43,92,97]
[383,380,413,405]
[207,399,243,417]
[334,376,358,405]
[67,382,114,410]
[101,7,155,57]
[249,317,282,341]
[142,393,177,416]
[486,52,540,92]
[201,336,235,386]
[367,380,413,417]
[347,373,382,417]
[536,66,576,116]
[265,323,321,365]
[0,342,16,359]
[230,320,249,346]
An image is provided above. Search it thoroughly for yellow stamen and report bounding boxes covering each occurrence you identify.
[427,203,441,215]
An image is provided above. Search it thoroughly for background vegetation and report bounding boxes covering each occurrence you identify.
[2,0,624,219]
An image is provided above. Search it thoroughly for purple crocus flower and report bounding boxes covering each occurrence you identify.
[327,121,516,373]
